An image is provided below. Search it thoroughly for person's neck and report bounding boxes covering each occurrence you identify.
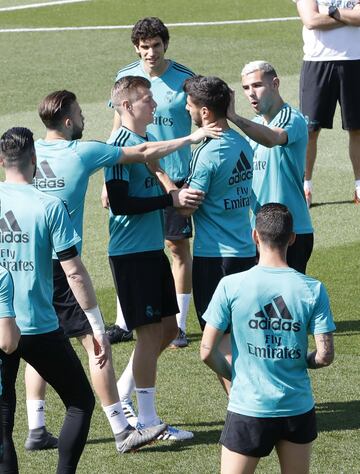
[143,58,169,78]
[257,245,289,268]
[5,168,33,185]
[45,129,69,141]
[203,117,229,130]
[262,96,285,124]
[121,118,147,138]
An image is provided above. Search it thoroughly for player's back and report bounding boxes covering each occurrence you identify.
[187,128,255,258]
[34,139,119,247]
[0,182,79,334]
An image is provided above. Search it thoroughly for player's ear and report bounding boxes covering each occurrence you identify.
[134,44,141,56]
[272,77,280,90]
[64,117,72,129]
[252,229,259,245]
[288,232,296,247]
[123,100,132,111]
[201,106,210,119]
[163,40,169,52]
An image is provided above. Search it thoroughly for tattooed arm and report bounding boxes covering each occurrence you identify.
[307,332,334,369]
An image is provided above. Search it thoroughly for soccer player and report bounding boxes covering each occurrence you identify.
[24,89,210,451]
[104,76,204,440]
[0,267,20,465]
[295,0,360,206]
[227,61,313,274]
[176,75,256,393]
[105,17,195,347]
[201,203,335,474]
[0,126,107,473]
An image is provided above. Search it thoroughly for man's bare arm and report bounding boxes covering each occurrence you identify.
[146,160,204,209]
[296,0,344,29]
[227,90,288,148]
[60,256,110,368]
[200,324,232,381]
[119,123,222,165]
[335,4,360,26]
[307,332,334,369]
[0,318,20,354]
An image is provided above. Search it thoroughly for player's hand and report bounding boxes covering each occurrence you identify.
[171,187,204,209]
[101,183,109,209]
[92,333,111,369]
[190,123,222,143]
[227,89,237,122]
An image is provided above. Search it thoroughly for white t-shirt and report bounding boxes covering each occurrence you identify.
[298,0,360,60]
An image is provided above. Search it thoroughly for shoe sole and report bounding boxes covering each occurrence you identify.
[25,442,58,451]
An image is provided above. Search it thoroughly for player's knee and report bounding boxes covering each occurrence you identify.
[166,239,190,262]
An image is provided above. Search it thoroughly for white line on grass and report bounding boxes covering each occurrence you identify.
[0,0,89,13]
[0,16,299,33]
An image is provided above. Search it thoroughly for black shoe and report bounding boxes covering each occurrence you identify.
[25,427,58,451]
[106,325,133,344]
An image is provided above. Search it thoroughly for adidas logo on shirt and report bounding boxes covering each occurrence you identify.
[33,160,65,189]
[228,152,253,185]
[249,296,301,332]
[0,209,29,243]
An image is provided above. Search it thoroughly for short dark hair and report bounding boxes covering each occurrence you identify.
[131,17,169,47]
[0,127,35,171]
[111,76,151,107]
[255,203,293,249]
[183,75,231,119]
[38,90,77,129]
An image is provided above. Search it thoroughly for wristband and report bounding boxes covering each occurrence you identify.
[84,306,105,335]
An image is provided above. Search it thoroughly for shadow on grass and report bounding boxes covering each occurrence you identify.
[187,332,202,342]
[311,199,353,208]
[332,320,360,335]
[317,400,360,432]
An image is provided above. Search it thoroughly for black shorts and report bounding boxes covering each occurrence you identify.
[286,233,313,274]
[52,259,92,338]
[220,408,317,458]
[109,250,179,331]
[300,60,360,131]
[192,256,256,331]
[164,180,192,241]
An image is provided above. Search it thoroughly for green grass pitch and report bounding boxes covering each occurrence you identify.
[0,0,359,472]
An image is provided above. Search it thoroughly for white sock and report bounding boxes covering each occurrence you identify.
[26,400,45,430]
[355,180,360,198]
[102,401,129,434]
[176,293,191,332]
[304,180,313,191]
[117,351,136,403]
[136,387,160,427]
[115,296,125,328]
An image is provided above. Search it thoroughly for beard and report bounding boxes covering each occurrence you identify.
[71,124,83,140]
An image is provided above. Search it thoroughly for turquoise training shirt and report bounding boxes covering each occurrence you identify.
[186,129,255,258]
[34,139,121,254]
[0,266,15,395]
[113,60,194,181]
[249,104,313,234]
[105,127,165,256]
[0,183,80,335]
[204,265,336,417]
